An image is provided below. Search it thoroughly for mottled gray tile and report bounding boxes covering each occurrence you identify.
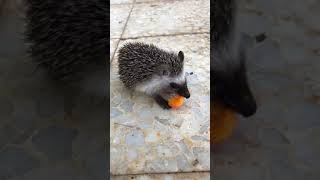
[110,172,210,180]
[110,34,210,174]
[32,126,78,160]
[111,4,132,38]
[123,0,209,38]
[0,123,19,148]
[83,151,107,180]
[13,162,92,180]
[0,147,40,179]
[110,39,119,61]
[0,96,14,119]
[111,0,134,4]
[145,159,178,173]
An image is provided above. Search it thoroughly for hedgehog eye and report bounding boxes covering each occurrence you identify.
[170,83,180,89]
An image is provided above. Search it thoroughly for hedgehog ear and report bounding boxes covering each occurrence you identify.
[178,51,184,62]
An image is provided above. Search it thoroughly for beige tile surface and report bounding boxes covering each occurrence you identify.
[110,4,133,38]
[111,0,134,4]
[110,33,210,175]
[111,172,210,180]
[136,0,186,3]
[110,39,120,61]
[122,0,210,38]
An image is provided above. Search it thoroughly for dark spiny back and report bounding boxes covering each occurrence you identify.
[118,42,183,89]
[25,0,108,81]
[212,0,239,81]
[212,0,235,46]
[212,0,257,117]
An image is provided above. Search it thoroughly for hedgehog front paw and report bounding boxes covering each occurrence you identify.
[159,102,171,110]
[153,95,171,110]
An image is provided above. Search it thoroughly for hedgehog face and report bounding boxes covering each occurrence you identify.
[213,60,257,117]
[169,77,190,99]
[212,31,257,117]
[162,50,190,98]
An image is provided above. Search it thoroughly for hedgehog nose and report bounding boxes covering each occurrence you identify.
[241,101,257,117]
[185,94,190,99]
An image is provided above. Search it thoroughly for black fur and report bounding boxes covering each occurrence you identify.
[25,0,108,81]
[212,0,257,117]
[212,0,235,45]
[153,94,171,109]
[170,81,190,99]
[118,42,184,89]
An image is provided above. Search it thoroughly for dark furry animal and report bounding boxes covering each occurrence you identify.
[25,0,108,81]
[212,0,257,117]
[118,42,190,109]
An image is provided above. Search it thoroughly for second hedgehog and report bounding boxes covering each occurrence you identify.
[118,42,190,109]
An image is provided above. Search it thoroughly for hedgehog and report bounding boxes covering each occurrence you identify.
[212,0,257,117]
[24,0,108,82]
[118,42,190,109]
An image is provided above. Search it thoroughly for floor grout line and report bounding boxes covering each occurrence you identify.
[110,3,133,6]
[111,171,210,177]
[111,0,136,63]
[110,0,204,6]
[120,31,210,40]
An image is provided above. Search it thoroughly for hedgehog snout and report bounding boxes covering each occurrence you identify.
[178,86,190,99]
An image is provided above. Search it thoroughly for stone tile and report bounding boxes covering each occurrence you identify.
[269,161,306,180]
[13,162,92,180]
[0,123,20,148]
[33,89,65,119]
[110,39,120,62]
[110,4,132,39]
[288,128,320,167]
[136,0,185,3]
[0,147,40,179]
[111,172,210,180]
[31,126,78,161]
[111,0,134,5]
[247,39,286,74]
[123,0,210,38]
[237,11,271,36]
[110,34,210,175]
[11,97,37,131]
[72,130,105,158]
[83,151,107,180]
[214,0,320,179]
[0,95,14,120]
[213,165,267,180]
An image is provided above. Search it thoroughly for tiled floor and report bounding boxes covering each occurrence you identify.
[122,0,210,38]
[111,172,210,180]
[110,4,132,39]
[110,0,210,176]
[110,39,120,60]
[213,0,320,179]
